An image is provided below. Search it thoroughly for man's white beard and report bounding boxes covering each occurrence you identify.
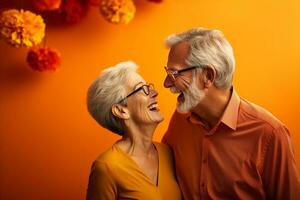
[176,77,205,113]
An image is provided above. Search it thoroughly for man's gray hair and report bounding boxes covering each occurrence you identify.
[87,61,138,136]
[166,27,235,89]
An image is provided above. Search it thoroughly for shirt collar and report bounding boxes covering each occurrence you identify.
[186,88,240,131]
[220,89,240,130]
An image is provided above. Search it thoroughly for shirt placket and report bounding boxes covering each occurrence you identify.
[200,134,209,199]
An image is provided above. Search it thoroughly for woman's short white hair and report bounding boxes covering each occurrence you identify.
[166,27,235,89]
[87,61,138,136]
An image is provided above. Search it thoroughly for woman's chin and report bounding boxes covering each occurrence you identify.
[150,112,164,124]
[157,115,164,123]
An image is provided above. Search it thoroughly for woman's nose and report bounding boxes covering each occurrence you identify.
[150,88,158,98]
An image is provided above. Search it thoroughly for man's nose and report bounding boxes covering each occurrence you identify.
[164,75,173,88]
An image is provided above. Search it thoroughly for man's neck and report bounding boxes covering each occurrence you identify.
[192,87,232,128]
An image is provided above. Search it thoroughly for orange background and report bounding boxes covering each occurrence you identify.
[1,0,300,199]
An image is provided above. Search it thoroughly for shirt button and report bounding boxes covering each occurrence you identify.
[201,183,205,187]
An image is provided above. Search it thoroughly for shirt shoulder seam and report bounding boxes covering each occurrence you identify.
[239,99,282,130]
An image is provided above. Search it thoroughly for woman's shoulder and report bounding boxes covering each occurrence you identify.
[153,142,176,175]
[153,141,169,149]
[92,144,123,169]
[153,142,173,158]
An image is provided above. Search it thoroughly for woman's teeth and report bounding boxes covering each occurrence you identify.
[148,103,159,111]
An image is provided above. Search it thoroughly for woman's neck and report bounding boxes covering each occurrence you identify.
[117,123,157,157]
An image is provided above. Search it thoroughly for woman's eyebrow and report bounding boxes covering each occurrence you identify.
[133,81,145,89]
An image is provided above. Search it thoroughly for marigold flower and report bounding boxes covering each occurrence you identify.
[88,0,101,6]
[148,0,163,3]
[33,0,62,11]
[27,47,61,71]
[0,9,45,47]
[100,0,136,24]
[61,0,89,23]
[44,0,88,24]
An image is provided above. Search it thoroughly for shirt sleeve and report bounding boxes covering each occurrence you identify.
[261,125,300,200]
[86,161,117,200]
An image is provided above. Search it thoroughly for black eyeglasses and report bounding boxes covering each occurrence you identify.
[118,83,155,103]
[164,66,200,81]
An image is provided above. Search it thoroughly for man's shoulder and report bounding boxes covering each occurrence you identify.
[239,97,285,130]
[169,110,190,125]
[165,110,188,131]
[162,111,191,145]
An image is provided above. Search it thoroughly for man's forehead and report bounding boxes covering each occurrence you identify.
[167,41,190,69]
[170,41,189,53]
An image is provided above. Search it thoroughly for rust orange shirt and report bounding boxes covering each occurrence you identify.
[162,90,300,200]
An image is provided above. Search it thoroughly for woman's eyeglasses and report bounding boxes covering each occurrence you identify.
[118,83,154,103]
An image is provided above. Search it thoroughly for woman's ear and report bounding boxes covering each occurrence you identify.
[112,104,130,120]
[203,65,216,88]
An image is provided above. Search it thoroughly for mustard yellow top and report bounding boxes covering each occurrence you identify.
[86,142,182,200]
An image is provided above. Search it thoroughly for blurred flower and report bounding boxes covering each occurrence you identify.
[45,0,88,24]
[60,0,89,24]
[27,47,61,71]
[100,0,136,24]
[0,9,45,47]
[88,0,101,6]
[148,0,163,3]
[33,0,62,11]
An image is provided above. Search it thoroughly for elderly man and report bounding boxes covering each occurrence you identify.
[162,27,300,200]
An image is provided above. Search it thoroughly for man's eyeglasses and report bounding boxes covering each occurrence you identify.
[118,83,155,103]
[164,66,200,81]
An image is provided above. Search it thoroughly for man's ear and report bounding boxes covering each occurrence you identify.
[111,104,130,120]
[203,65,216,88]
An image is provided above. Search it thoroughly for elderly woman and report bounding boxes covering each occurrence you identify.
[86,61,182,200]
